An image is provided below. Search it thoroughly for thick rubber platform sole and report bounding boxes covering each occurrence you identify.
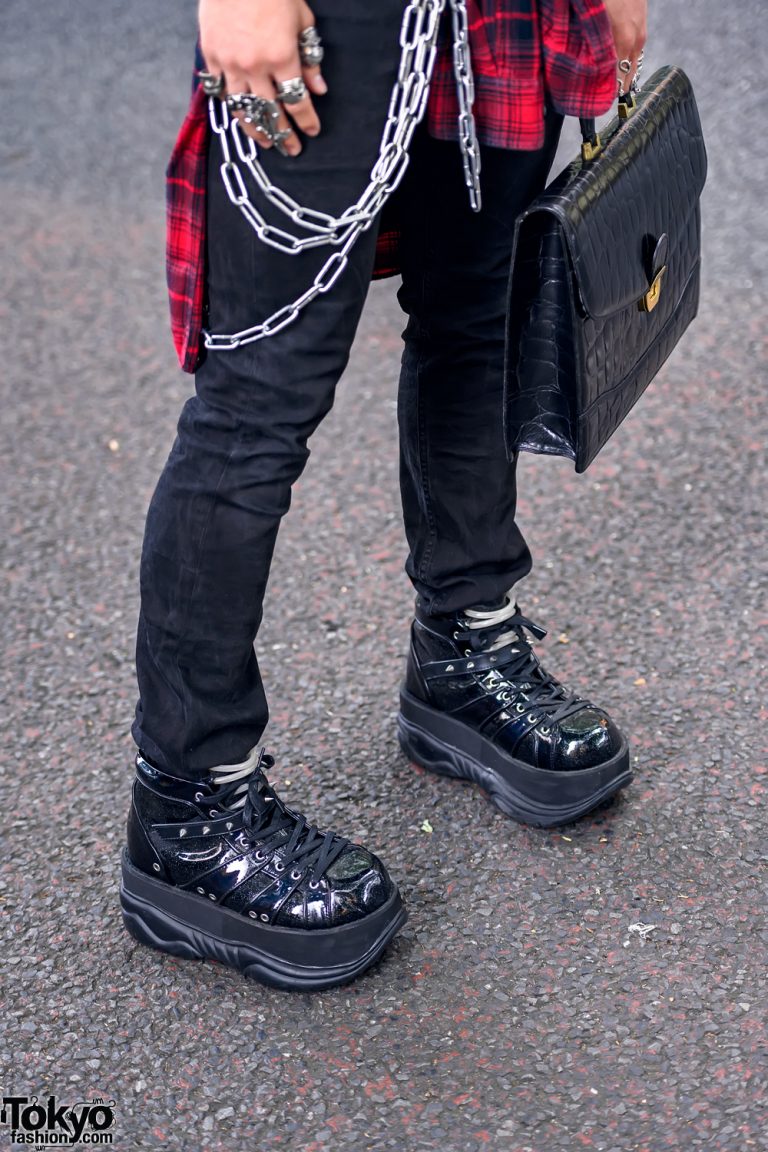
[120,852,407,991]
[398,689,632,828]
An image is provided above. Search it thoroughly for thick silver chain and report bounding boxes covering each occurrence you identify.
[205,0,480,352]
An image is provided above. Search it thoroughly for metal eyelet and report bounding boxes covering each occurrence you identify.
[274,861,285,873]
[196,887,205,895]
[291,870,302,881]
[152,863,161,873]
[260,913,269,922]
[194,792,204,801]
[309,880,320,890]
[208,893,216,901]
[527,713,538,723]
[209,808,218,816]
[453,631,461,640]
[540,725,552,736]
[464,649,472,657]
[515,703,526,713]
[248,911,258,919]
[254,850,267,862]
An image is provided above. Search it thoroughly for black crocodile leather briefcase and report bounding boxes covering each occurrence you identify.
[504,66,707,473]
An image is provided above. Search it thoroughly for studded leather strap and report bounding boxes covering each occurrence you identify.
[153,810,246,840]
[420,644,526,680]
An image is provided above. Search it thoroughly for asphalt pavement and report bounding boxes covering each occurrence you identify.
[1,1,767,1149]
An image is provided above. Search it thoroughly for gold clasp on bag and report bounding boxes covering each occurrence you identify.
[638,265,666,313]
[581,135,603,162]
[618,92,637,120]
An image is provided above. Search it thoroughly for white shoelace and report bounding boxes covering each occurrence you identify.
[210,745,264,811]
[464,587,523,653]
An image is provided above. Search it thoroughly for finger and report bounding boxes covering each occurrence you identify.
[274,62,321,138]
[296,2,326,94]
[298,0,316,26]
[615,16,646,94]
[632,35,647,92]
[271,99,302,156]
[198,40,220,73]
[614,43,635,95]
[221,68,250,102]
[297,0,322,53]
[624,43,645,95]
[618,61,636,95]
[303,65,328,98]
[198,48,226,96]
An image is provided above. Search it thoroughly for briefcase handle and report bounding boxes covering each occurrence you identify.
[579,91,637,163]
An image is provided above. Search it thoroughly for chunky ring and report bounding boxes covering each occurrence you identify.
[298,26,324,67]
[227,93,292,154]
[276,77,308,105]
[227,92,281,120]
[619,49,645,95]
[197,69,225,97]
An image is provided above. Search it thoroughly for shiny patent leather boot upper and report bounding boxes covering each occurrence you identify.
[120,749,406,990]
[398,592,632,827]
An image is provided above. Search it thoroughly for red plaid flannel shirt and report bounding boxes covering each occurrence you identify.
[167,0,616,372]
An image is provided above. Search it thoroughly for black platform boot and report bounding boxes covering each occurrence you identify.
[398,593,632,827]
[120,748,407,990]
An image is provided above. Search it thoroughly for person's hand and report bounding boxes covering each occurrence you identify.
[198,0,327,155]
[601,0,647,94]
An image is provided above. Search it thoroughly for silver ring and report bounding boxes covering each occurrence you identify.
[299,26,324,67]
[197,69,225,97]
[226,93,292,154]
[618,49,645,95]
[226,92,281,120]
[276,77,308,105]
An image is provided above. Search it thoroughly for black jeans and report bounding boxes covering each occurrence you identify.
[133,0,563,779]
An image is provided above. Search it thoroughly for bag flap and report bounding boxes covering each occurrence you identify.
[521,67,707,320]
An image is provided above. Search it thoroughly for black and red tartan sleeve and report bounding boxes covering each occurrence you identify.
[165,86,209,374]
